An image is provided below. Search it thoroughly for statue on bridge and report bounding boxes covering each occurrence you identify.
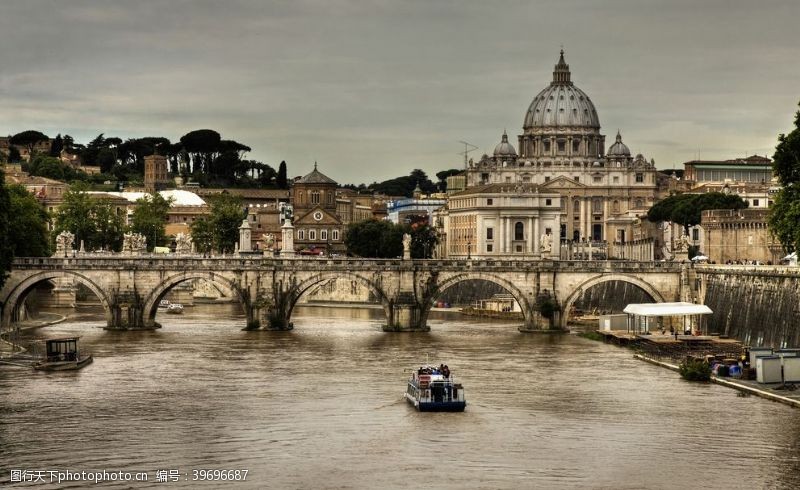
[402,233,412,260]
[262,233,276,252]
[175,232,192,255]
[54,231,75,257]
[122,232,147,255]
[539,231,553,254]
[279,203,294,225]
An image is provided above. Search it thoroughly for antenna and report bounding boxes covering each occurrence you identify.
[458,141,479,169]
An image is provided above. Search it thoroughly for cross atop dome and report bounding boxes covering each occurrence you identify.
[552,49,572,85]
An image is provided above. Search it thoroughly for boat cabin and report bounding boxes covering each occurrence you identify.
[42,337,81,363]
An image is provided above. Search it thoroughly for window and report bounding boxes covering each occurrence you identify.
[298,191,304,204]
[635,198,643,208]
[487,198,493,205]
[321,230,328,240]
[487,228,493,240]
[753,199,760,207]
[573,199,580,211]
[573,140,580,153]
[574,176,579,183]
[692,229,699,241]
[613,176,619,184]
[635,173,644,183]
[514,222,524,241]
[327,193,333,204]
[593,176,601,183]
[298,230,305,240]
[311,191,320,204]
[543,141,550,152]
[487,244,493,252]
[557,141,565,153]
[544,176,551,182]
[592,198,602,213]
[545,198,552,206]
[613,200,620,213]
[332,229,340,240]
[505,176,511,183]
[309,230,316,240]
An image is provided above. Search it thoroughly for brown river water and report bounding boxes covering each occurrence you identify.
[1,304,799,489]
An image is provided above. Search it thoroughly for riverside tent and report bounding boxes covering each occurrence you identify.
[623,302,713,335]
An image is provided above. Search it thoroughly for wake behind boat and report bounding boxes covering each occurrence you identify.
[405,364,466,412]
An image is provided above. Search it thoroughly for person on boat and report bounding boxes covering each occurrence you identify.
[443,365,450,378]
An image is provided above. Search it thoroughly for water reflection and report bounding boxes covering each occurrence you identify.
[1,304,798,489]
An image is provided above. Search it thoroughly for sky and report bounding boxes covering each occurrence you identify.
[1,0,798,184]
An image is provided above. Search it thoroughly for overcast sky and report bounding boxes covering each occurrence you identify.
[1,0,798,183]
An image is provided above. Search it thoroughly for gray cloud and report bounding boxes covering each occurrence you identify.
[1,0,797,183]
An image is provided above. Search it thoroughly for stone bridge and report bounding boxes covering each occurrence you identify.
[1,256,689,332]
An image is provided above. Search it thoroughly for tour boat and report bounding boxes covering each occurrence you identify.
[33,337,93,371]
[404,365,466,412]
[166,303,184,314]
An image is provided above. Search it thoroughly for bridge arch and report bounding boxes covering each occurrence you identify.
[286,271,391,325]
[421,272,533,327]
[1,270,112,329]
[142,272,249,327]
[560,273,666,329]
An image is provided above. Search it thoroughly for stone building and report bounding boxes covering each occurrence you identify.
[447,51,657,256]
[437,183,562,259]
[290,164,346,254]
[144,154,170,192]
[702,209,783,264]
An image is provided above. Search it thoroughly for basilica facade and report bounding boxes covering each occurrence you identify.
[439,51,657,258]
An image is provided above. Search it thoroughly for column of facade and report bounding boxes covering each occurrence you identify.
[527,217,534,253]
[533,217,541,258]
[551,216,560,259]
[583,197,591,241]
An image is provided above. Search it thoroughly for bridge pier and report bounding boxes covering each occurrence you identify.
[382,293,429,332]
[106,293,160,330]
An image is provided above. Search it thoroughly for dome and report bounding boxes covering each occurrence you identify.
[607,131,630,157]
[296,162,337,185]
[523,50,600,129]
[493,130,517,157]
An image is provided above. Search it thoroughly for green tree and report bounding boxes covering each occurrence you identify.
[344,219,404,258]
[10,130,49,158]
[53,183,98,251]
[206,193,244,253]
[190,216,215,254]
[8,146,21,163]
[277,161,288,189]
[0,169,13,290]
[647,192,747,232]
[92,201,126,251]
[769,101,800,253]
[49,134,63,157]
[130,193,172,251]
[406,221,439,259]
[180,129,221,175]
[6,184,50,256]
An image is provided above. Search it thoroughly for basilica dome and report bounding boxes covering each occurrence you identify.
[607,131,630,157]
[523,51,600,130]
[493,131,517,158]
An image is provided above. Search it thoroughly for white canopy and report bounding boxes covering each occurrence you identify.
[783,252,797,260]
[623,302,713,317]
[691,255,709,261]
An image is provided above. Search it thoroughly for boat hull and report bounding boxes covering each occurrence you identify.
[404,393,466,412]
[34,355,93,371]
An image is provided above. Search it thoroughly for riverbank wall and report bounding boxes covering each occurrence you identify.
[697,266,800,348]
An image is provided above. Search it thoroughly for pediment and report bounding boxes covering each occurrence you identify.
[294,206,342,225]
[541,175,587,189]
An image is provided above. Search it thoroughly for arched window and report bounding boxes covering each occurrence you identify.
[327,192,333,204]
[613,200,620,213]
[311,191,320,204]
[514,222,524,241]
[298,230,305,240]
[635,198,644,208]
[573,199,580,212]
[298,191,304,204]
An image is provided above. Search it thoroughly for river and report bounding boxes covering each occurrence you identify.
[1,304,798,489]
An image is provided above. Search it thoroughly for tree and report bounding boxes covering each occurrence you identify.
[344,219,404,258]
[8,146,21,163]
[10,130,49,158]
[189,216,214,254]
[6,184,50,257]
[96,148,117,173]
[769,101,800,253]
[277,161,288,189]
[130,193,172,251]
[92,201,126,252]
[49,134,64,157]
[406,221,439,259]
[647,192,747,232]
[53,184,98,251]
[206,193,245,253]
[0,169,13,290]
[367,169,437,197]
[180,129,221,175]
[81,133,106,166]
